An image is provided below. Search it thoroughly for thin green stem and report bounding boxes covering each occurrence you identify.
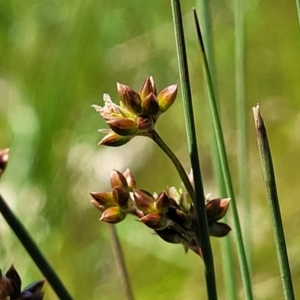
[170,1,217,299]
[0,194,73,300]
[193,9,253,300]
[151,130,195,200]
[107,224,134,300]
[253,105,295,300]
[235,0,251,271]
[196,1,238,298]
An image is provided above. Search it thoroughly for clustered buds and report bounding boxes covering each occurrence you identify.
[91,169,231,256]
[0,265,45,300]
[92,77,178,147]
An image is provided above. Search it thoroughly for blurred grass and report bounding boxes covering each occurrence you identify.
[0,0,300,299]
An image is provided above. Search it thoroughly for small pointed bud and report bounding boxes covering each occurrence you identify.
[117,83,142,115]
[123,168,136,191]
[100,206,126,223]
[91,199,105,212]
[22,279,45,294]
[136,116,154,131]
[155,228,181,244]
[139,76,157,99]
[139,212,170,230]
[133,189,156,214]
[166,187,180,202]
[0,148,9,178]
[167,206,191,228]
[157,84,178,112]
[110,169,128,189]
[155,192,170,214]
[98,132,132,147]
[106,118,138,136]
[179,191,192,213]
[206,198,230,222]
[112,186,129,210]
[209,222,231,237]
[90,191,115,208]
[141,93,160,116]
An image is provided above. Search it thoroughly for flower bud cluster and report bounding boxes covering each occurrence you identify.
[92,77,178,147]
[91,169,231,256]
[0,265,45,300]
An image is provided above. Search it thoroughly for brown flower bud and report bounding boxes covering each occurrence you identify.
[100,206,126,223]
[112,186,129,210]
[139,212,170,230]
[90,191,115,208]
[155,192,170,214]
[136,116,154,131]
[123,168,136,191]
[0,148,9,178]
[209,222,231,237]
[141,93,160,117]
[157,84,178,112]
[117,83,142,115]
[155,227,182,244]
[133,189,156,214]
[139,76,157,100]
[206,198,230,222]
[98,132,132,147]
[110,169,128,189]
[106,118,138,136]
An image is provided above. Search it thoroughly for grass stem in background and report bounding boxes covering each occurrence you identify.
[171,1,217,299]
[193,9,253,300]
[107,224,134,300]
[195,1,238,299]
[0,194,73,300]
[234,0,252,270]
[253,105,295,300]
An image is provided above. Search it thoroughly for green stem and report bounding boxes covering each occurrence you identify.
[170,1,217,299]
[151,130,195,200]
[235,0,251,272]
[0,194,73,300]
[253,105,295,300]
[108,224,134,300]
[195,1,238,298]
[193,9,253,300]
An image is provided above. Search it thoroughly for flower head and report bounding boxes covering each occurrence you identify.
[93,77,178,147]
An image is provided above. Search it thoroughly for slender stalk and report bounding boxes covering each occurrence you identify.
[252,105,295,300]
[0,194,73,300]
[170,1,217,299]
[193,9,253,300]
[234,0,252,270]
[196,1,238,298]
[107,224,134,300]
[151,130,195,200]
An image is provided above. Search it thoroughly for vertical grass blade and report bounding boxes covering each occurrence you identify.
[195,2,237,298]
[193,10,253,300]
[0,194,73,300]
[234,0,252,270]
[252,105,295,300]
[170,0,217,299]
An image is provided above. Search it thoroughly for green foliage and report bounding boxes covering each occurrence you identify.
[0,0,300,299]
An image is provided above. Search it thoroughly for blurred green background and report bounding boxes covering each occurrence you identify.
[0,0,300,299]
